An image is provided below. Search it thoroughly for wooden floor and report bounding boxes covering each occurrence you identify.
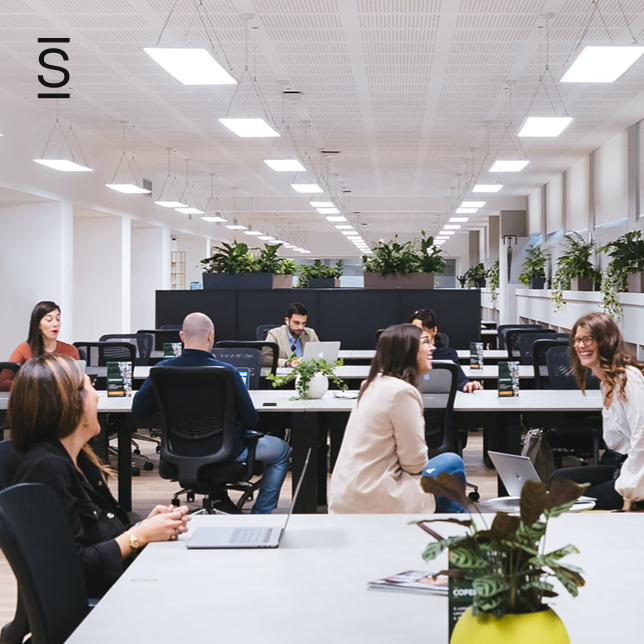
[0,430,497,626]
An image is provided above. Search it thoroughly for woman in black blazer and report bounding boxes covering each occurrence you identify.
[8,354,190,597]
[410,309,483,393]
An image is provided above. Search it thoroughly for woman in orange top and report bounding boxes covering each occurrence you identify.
[0,301,79,391]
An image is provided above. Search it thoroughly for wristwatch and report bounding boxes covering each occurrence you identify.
[125,530,141,550]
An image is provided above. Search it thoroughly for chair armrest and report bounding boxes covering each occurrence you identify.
[0,595,27,644]
[242,431,265,479]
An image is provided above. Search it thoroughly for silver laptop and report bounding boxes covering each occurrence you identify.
[487,451,595,511]
[303,341,341,363]
[187,449,311,549]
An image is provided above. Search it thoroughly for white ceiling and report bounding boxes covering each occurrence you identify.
[1,0,644,254]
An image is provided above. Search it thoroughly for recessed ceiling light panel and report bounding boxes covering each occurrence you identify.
[449,217,469,223]
[34,159,92,172]
[317,208,340,214]
[489,160,529,172]
[456,208,477,214]
[219,118,280,138]
[106,183,151,194]
[518,117,573,137]
[263,159,306,172]
[561,46,644,83]
[461,201,485,208]
[144,48,237,85]
[473,184,502,193]
[291,183,323,193]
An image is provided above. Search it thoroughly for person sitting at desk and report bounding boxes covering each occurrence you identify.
[550,312,644,511]
[410,308,482,393]
[8,354,190,598]
[0,300,80,391]
[329,324,467,514]
[133,312,290,514]
[262,302,320,367]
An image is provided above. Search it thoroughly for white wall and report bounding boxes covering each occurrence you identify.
[595,130,629,227]
[175,235,210,288]
[566,155,590,233]
[0,200,74,359]
[528,188,543,235]
[546,173,563,234]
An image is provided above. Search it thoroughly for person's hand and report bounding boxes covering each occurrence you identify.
[134,506,190,545]
[463,380,483,393]
[622,499,634,512]
[286,357,303,368]
[146,504,175,519]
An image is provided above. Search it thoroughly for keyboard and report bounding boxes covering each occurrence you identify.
[230,528,273,544]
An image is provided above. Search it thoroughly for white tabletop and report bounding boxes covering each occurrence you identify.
[64,513,644,644]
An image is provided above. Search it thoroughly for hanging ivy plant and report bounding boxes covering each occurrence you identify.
[489,260,500,304]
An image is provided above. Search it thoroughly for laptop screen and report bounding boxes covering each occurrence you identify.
[237,368,250,389]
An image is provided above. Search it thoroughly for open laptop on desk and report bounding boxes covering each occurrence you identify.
[187,448,311,549]
[303,341,341,363]
[487,451,595,512]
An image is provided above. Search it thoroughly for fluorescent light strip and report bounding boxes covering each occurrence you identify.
[473,184,502,193]
[335,225,353,230]
[489,160,529,173]
[155,200,189,208]
[342,231,358,235]
[444,224,461,230]
[561,46,644,83]
[175,207,204,215]
[226,224,247,230]
[309,201,335,208]
[106,183,151,194]
[34,159,92,172]
[258,236,274,241]
[518,117,573,138]
[449,217,469,223]
[440,230,456,236]
[326,216,347,222]
[243,230,263,236]
[456,208,477,214]
[461,201,485,208]
[291,183,323,193]
[263,159,306,172]
[144,48,236,85]
[201,216,227,223]
[219,118,279,138]
[317,208,340,215]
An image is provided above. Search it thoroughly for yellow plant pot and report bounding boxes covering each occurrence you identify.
[451,606,570,644]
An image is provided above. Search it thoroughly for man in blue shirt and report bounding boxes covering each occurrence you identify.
[133,312,290,514]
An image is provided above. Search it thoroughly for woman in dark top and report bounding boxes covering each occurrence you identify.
[8,354,190,597]
[410,309,482,393]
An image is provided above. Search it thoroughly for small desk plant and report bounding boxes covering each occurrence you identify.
[418,473,586,643]
[267,358,347,400]
[519,244,550,289]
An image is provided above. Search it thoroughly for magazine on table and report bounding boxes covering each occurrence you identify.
[368,570,448,595]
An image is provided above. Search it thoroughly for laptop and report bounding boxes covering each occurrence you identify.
[236,367,250,390]
[187,449,311,549]
[302,341,341,363]
[487,451,595,511]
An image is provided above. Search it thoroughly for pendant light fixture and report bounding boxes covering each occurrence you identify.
[155,148,188,208]
[225,187,248,230]
[174,159,204,217]
[106,122,151,194]
[201,174,228,223]
[490,83,530,173]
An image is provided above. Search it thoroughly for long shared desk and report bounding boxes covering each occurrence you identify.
[64,512,642,644]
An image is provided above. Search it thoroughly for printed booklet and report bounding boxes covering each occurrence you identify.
[368,570,448,595]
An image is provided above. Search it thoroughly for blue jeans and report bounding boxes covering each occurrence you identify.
[422,452,467,513]
[235,435,290,514]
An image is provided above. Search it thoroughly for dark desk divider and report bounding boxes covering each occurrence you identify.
[156,288,481,350]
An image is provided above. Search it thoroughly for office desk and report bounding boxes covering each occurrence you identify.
[64,513,644,644]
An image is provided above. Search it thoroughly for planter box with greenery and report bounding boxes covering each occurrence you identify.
[201,241,296,290]
[551,233,600,311]
[297,259,343,288]
[362,231,445,289]
[460,263,489,289]
[519,244,549,290]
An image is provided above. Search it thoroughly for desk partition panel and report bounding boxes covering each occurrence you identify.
[156,288,481,349]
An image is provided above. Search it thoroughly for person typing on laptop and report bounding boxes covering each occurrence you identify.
[133,312,290,514]
[262,302,320,367]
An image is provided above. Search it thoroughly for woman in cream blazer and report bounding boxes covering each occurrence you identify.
[329,324,466,514]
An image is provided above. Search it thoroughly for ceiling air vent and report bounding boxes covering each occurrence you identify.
[142,178,152,197]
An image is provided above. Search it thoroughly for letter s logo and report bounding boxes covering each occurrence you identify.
[38,48,69,88]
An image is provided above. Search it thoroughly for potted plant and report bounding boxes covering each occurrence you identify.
[266,358,347,400]
[551,233,600,311]
[256,243,296,289]
[519,244,550,289]
[419,473,586,644]
[296,259,343,288]
[363,231,445,289]
[464,263,489,289]
[488,260,500,303]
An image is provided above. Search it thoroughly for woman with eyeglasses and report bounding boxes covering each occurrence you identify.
[329,324,467,514]
[409,309,482,393]
[549,312,644,510]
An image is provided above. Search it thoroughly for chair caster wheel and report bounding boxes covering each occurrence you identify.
[468,492,480,502]
[133,449,141,455]
[187,492,195,503]
[132,466,141,477]
[171,498,180,507]
[143,462,154,471]
[156,446,161,454]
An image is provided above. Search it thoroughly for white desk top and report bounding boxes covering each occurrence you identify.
[64,513,644,644]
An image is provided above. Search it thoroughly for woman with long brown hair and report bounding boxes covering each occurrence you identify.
[329,324,466,514]
[0,301,80,391]
[551,312,644,510]
[8,354,190,597]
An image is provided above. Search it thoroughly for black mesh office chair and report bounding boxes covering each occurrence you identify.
[150,366,264,512]
[515,331,568,365]
[215,341,279,377]
[436,332,450,348]
[497,324,544,350]
[0,363,20,435]
[136,329,181,351]
[211,348,263,390]
[532,338,571,389]
[256,324,279,341]
[159,324,183,330]
[99,333,153,366]
[0,483,89,644]
[375,329,386,345]
[546,346,602,466]
[506,328,557,361]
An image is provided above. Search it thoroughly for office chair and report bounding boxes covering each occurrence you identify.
[215,341,279,377]
[505,328,557,361]
[99,333,153,366]
[497,324,544,350]
[211,348,263,390]
[0,483,89,644]
[518,332,569,366]
[150,366,264,512]
[136,328,181,351]
[375,329,386,345]
[437,332,450,348]
[158,324,182,330]
[256,324,279,341]
[532,338,571,389]
[0,363,20,435]
[546,346,602,466]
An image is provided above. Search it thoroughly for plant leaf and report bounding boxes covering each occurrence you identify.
[421,540,450,562]
[553,568,584,597]
[473,574,510,598]
[421,472,470,508]
[416,518,473,528]
[449,545,488,569]
[520,480,548,526]
[488,513,521,540]
[546,478,588,509]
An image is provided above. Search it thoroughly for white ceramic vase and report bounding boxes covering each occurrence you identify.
[303,372,329,399]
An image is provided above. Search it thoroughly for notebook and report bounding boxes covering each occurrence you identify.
[487,451,595,511]
[187,449,311,549]
[302,341,341,363]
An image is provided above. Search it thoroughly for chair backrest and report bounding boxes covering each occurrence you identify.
[211,348,262,389]
[98,333,153,365]
[158,324,183,331]
[418,361,459,457]
[497,324,544,350]
[438,332,450,348]
[506,328,556,360]
[215,341,279,377]
[73,342,136,368]
[136,329,181,351]
[0,483,89,644]
[0,362,20,375]
[0,440,18,490]
[546,346,600,391]
[517,331,568,365]
[150,366,238,483]
[0,364,20,429]
[256,324,279,341]
[532,339,571,389]
[375,329,385,346]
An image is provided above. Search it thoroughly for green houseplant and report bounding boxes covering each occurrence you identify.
[489,260,500,303]
[419,473,586,643]
[256,243,295,289]
[266,358,347,400]
[550,233,600,312]
[464,263,489,289]
[296,259,343,288]
[598,230,644,319]
[519,244,550,289]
